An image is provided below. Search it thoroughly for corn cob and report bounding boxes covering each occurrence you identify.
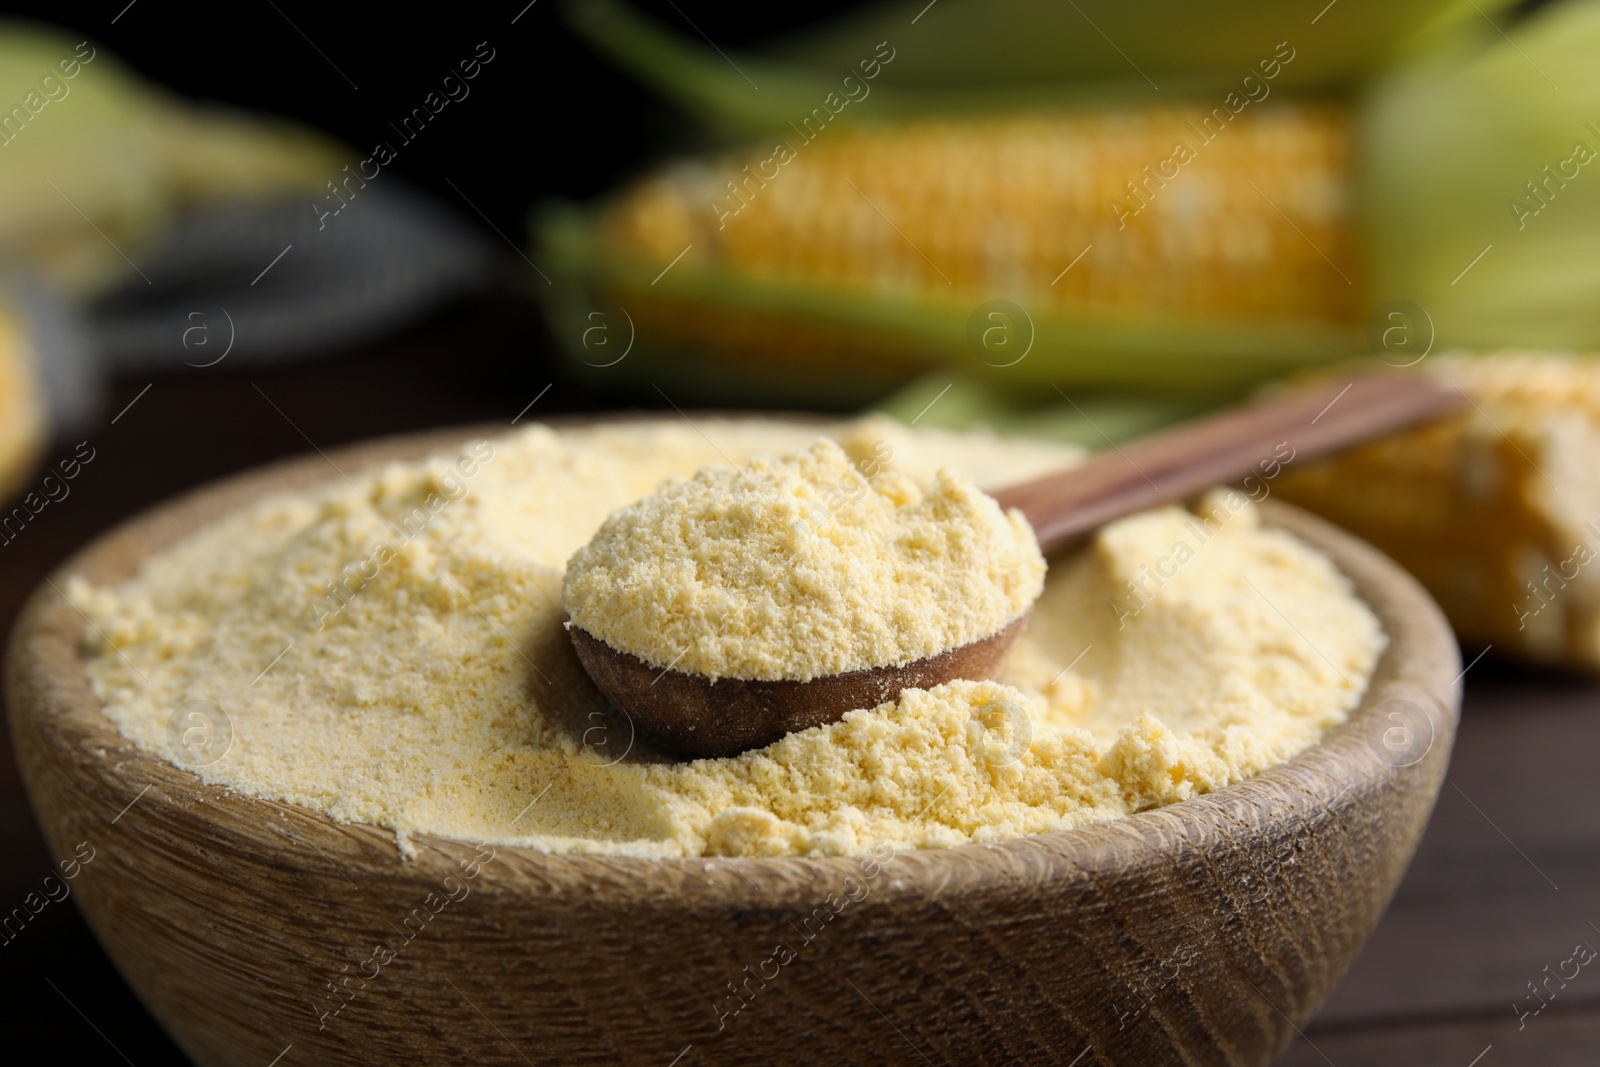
[1275,353,1600,669]
[608,107,1355,321]
[541,104,1361,402]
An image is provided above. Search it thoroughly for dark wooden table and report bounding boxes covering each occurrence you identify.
[3,295,1597,1064]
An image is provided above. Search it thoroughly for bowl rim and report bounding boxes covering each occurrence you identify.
[6,415,1463,907]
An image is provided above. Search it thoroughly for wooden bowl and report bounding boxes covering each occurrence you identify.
[6,423,1461,1067]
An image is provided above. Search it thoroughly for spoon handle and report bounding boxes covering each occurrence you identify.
[990,375,1464,555]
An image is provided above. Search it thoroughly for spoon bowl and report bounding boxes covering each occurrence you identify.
[567,615,1028,758]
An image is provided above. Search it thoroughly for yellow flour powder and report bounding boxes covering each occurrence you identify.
[68,417,1385,858]
[564,438,1045,681]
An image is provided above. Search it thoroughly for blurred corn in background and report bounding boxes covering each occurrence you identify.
[1272,0,1600,669]
[0,21,342,298]
[539,0,1510,408]
[0,19,336,494]
[1278,354,1600,668]
[0,19,495,488]
[547,104,1357,405]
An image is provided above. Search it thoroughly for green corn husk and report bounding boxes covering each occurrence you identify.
[773,0,1499,96]
[565,0,1508,136]
[1363,0,1600,351]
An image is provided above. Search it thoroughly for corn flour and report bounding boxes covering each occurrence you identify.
[69,417,1384,858]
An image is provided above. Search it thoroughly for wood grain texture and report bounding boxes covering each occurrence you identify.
[5,421,1462,1067]
[1281,1005,1600,1067]
[568,616,1027,758]
[992,375,1463,554]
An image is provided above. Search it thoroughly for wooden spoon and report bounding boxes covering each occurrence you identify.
[568,374,1463,759]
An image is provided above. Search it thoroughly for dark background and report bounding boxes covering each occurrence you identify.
[3,0,863,239]
[0,2,1597,1064]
